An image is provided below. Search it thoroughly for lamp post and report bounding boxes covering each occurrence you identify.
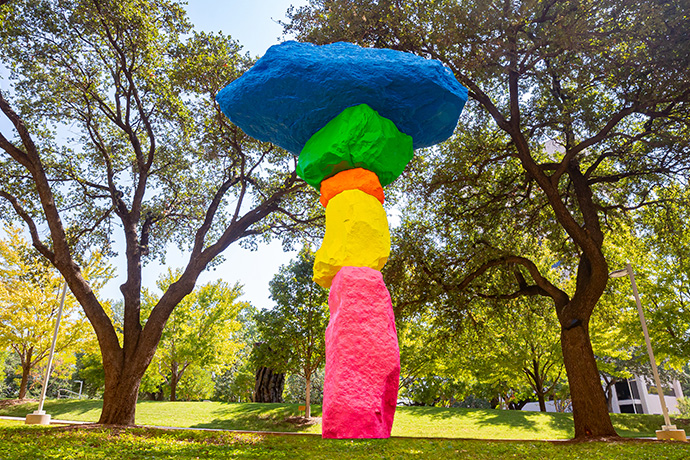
[609,263,687,441]
[25,281,67,425]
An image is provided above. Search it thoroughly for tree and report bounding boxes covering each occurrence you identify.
[286,0,690,437]
[213,304,259,403]
[469,298,564,412]
[143,269,248,401]
[635,185,690,364]
[254,248,329,418]
[0,0,316,424]
[0,225,107,398]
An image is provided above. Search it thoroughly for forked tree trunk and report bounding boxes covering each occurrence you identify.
[525,358,548,412]
[561,320,618,438]
[98,347,153,425]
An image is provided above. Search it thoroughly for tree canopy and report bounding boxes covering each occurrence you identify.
[0,0,317,424]
[286,0,690,438]
[0,224,110,398]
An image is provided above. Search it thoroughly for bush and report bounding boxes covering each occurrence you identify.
[677,397,690,417]
[213,362,255,403]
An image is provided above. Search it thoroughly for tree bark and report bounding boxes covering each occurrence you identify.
[253,366,285,403]
[305,375,312,418]
[97,345,152,424]
[537,391,547,412]
[18,356,31,400]
[170,373,178,402]
[560,320,617,438]
[99,369,143,425]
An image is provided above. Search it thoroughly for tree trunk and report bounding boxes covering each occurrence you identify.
[170,374,178,402]
[97,349,152,425]
[98,370,142,425]
[18,359,31,400]
[253,366,285,403]
[170,361,179,402]
[305,375,312,418]
[561,321,618,438]
[537,391,547,412]
[526,358,548,412]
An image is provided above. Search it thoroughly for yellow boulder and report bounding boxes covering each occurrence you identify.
[314,189,390,288]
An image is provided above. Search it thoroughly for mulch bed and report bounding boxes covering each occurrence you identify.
[0,399,36,408]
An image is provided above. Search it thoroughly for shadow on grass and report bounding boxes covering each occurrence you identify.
[611,413,690,438]
[471,409,572,434]
[398,405,574,436]
[190,403,323,433]
[395,405,466,420]
[44,400,103,417]
[0,399,102,419]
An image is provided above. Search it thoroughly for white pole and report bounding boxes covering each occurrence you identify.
[36,281,68,414]
[625,263,674,429]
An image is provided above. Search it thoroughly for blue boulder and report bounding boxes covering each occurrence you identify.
[216,41,468,155]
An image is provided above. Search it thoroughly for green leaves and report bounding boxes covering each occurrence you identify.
[142,268,250,400]
[255,247,329,379]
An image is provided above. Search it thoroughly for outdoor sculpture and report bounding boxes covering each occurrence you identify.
[216,41,467,438]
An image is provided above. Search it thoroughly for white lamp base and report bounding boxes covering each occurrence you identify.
[656,425,687,442]
[25,410,51,425]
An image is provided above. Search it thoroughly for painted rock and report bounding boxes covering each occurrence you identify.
[322,266,400,439]
[319,168,385,208]
[215,41,468,154]
[313,189,390,288]
[297,104,413,188]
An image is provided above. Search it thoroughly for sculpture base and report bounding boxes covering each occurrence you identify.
[322,266,400,439]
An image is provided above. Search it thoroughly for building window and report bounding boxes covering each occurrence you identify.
[615,381,632,400]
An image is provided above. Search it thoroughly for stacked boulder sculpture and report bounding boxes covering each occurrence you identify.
[216,41,467,438]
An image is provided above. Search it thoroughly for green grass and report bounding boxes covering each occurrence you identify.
[1,399,689,440]
[0,420,689,459]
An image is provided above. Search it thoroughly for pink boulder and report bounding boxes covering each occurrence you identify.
[322,266,400,439]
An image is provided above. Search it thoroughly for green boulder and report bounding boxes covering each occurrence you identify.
[296,104,414,189]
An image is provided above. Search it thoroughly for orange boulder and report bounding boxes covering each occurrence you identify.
[319,168,385,208]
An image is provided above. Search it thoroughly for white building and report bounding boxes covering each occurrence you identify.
[608,376,684,415]
[522,375,684,414]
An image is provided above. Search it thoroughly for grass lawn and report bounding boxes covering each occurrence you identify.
[0,420,689,460]
[2,398,689,441]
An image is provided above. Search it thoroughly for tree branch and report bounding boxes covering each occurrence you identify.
[0,190,55,262]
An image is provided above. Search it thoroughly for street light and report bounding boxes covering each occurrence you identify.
[609,263,687,441]
[75,380,83,399]
[25,281,68,425]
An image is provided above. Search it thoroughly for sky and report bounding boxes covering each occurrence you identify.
[0,0,312,310]
[185,0,309,55]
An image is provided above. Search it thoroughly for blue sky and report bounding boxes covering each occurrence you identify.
[186,0,308,56]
